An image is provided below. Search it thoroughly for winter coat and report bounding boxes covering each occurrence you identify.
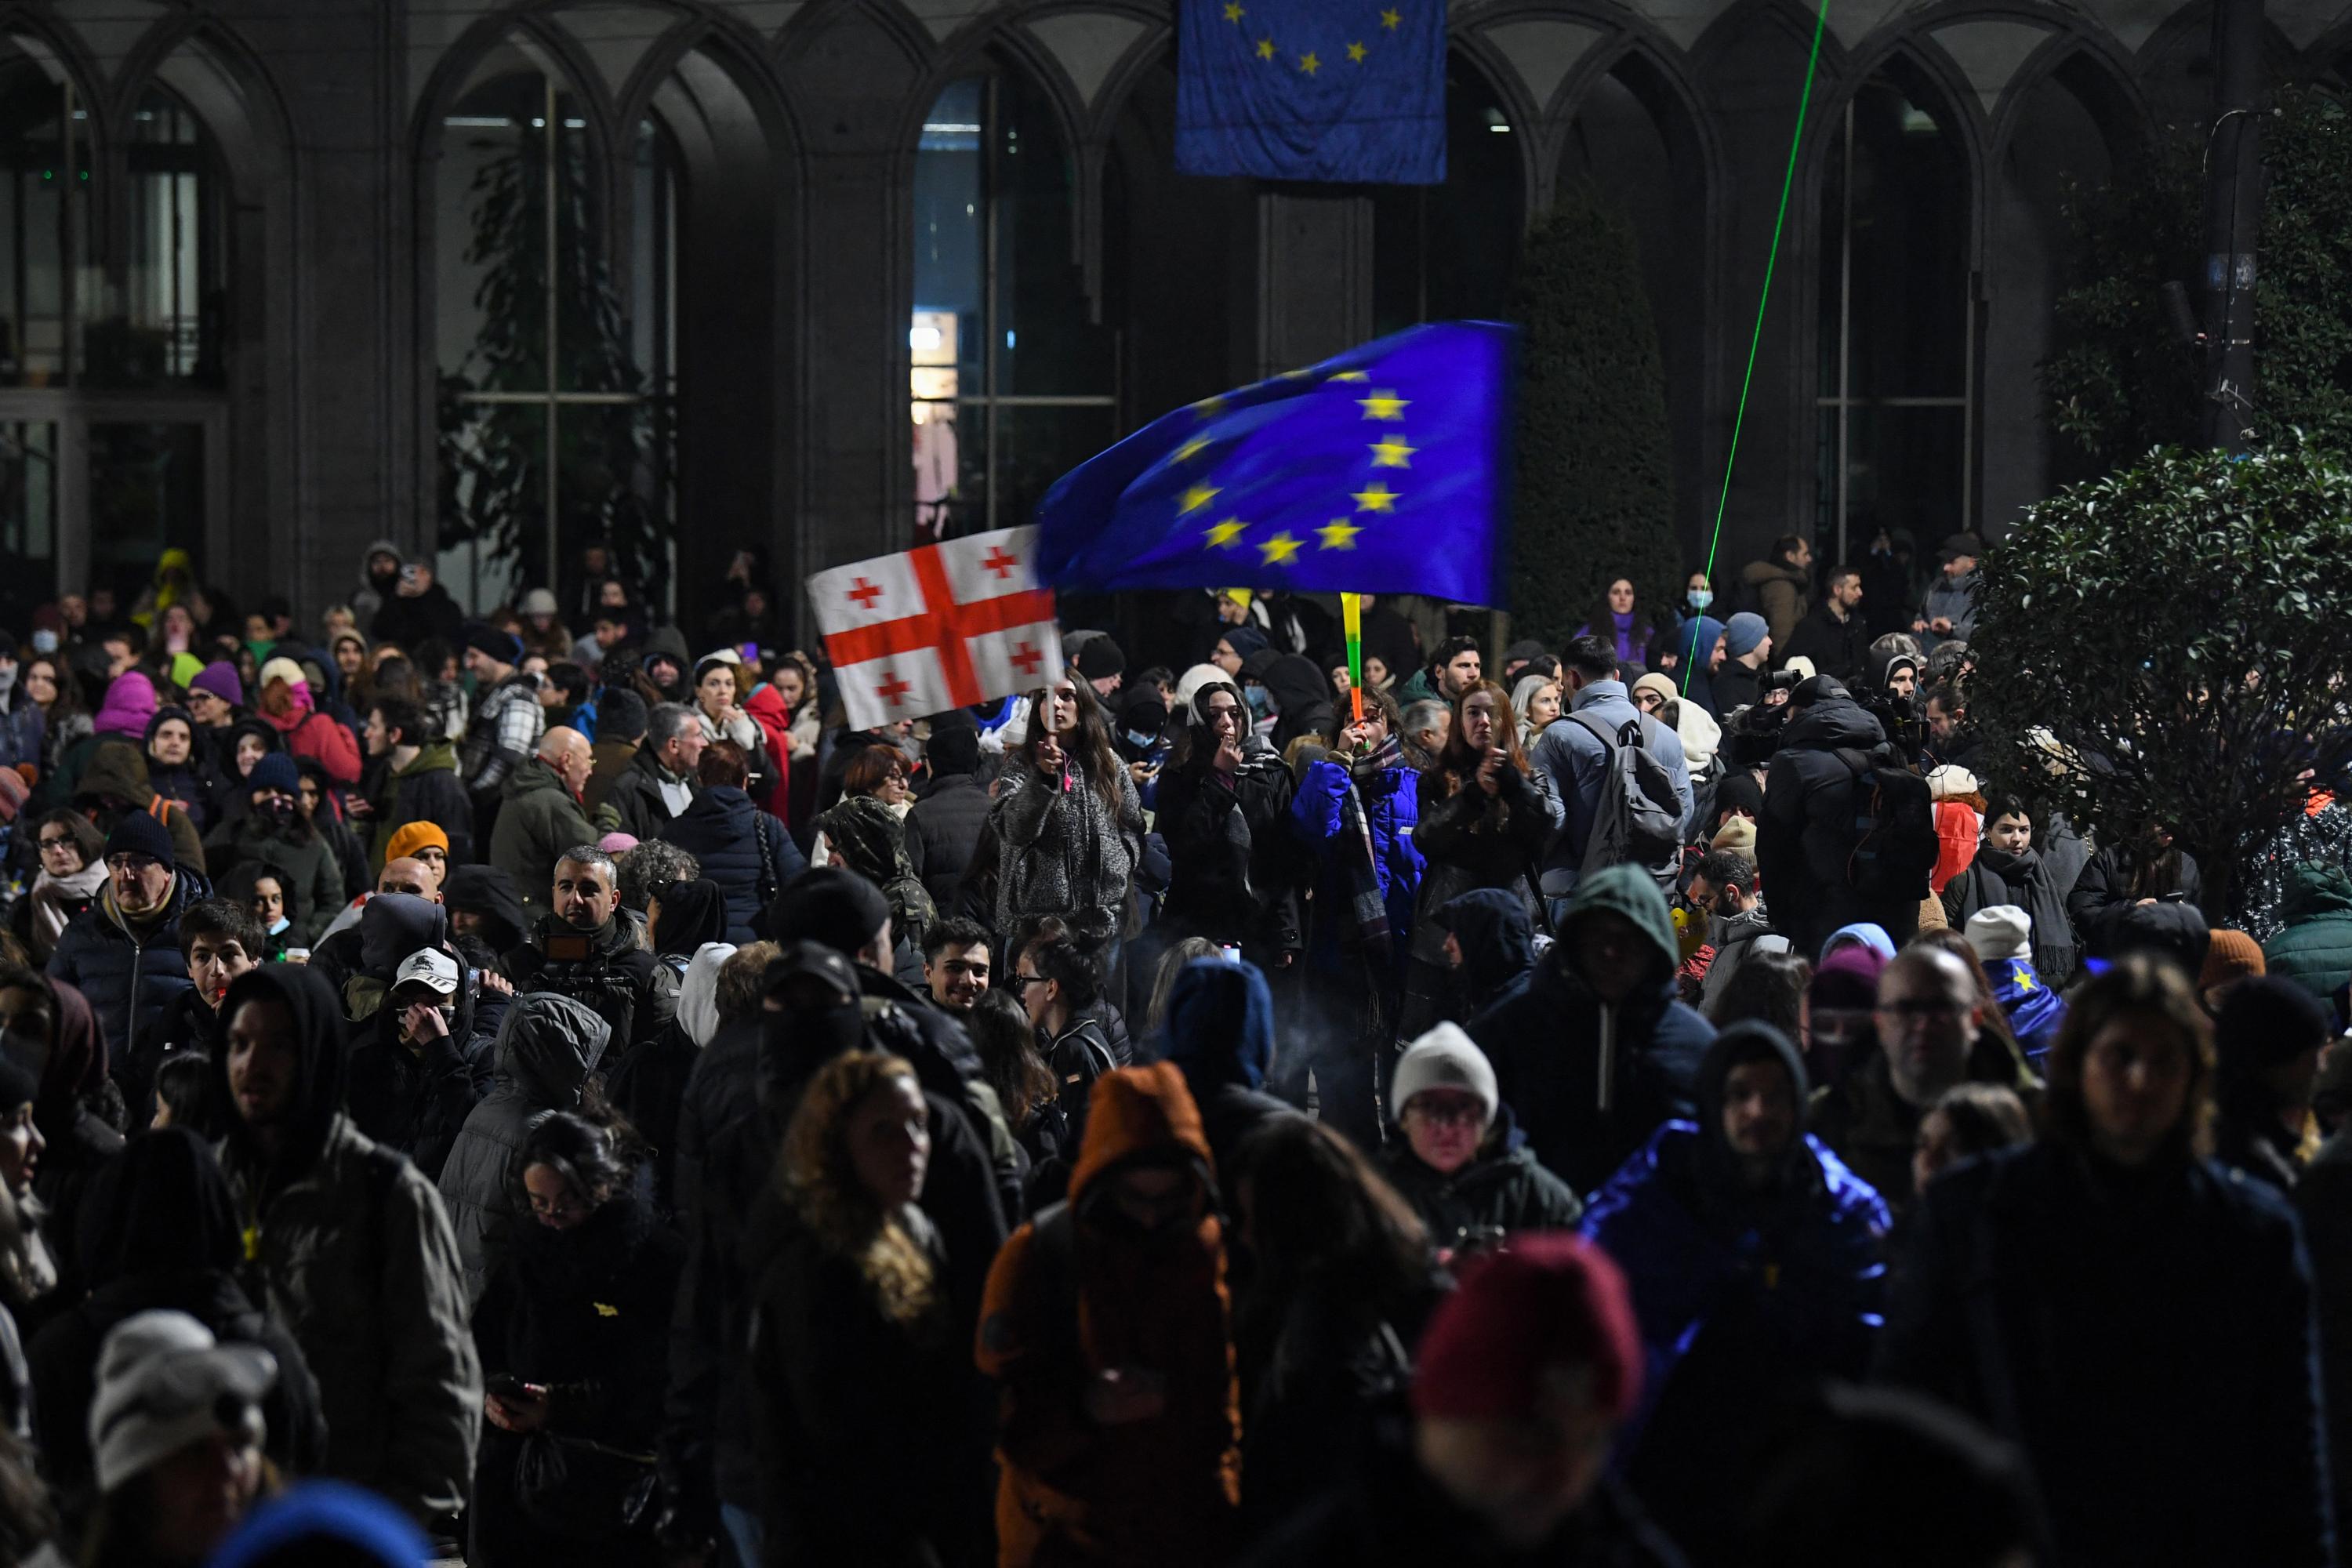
[212,966,481,1526]
[346,996,487,1185]
[1807,1035,2037,1213]
[598,744,697,844]
[1917,568,1979,655]
[746,1199,989,1567]
[1156,956,1304,1182]
[488,756,597,916]
[372,581,466,652]
[27,1128,328,1522]
[1156,750,1305,960]
[1290,753,1424,971]
[1943,846,2080,985]
[1778,599,1870,685]
[583,738,637,815]
[71,740,205,871]
[203,813,346,948]
[459,675,546,797]
[1759,693,1912,957]
[1739,558,1810,651]
[1411,760,1564,967]
[437,993,612,1306]
[372,740,477,873]
[263,701,363,788]
[990,758,1145,949]
[468,1190,684,1568]
[1531,681,1693,898]
[1879,1141,2329,1568]
[905,772,992,916]
[1377,1105,1583,1251]
[2067,844,2206,960]
[658,786,801,943]
[1436,887,1538,1014]
[2241,795,2352,942]
[45,873,194,1073]
[1466,866,1715,1194]
[1693,902,1788,1014]
[977,1064,1241,1568]
[2264,864,2352,1007]
[143,713,211,834]
[606,942,728,1218]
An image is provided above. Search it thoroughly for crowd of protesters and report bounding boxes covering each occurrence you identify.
[0,527,2342,1568]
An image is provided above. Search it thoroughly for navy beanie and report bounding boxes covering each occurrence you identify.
[103,811,176,868]
[249,752,302,797]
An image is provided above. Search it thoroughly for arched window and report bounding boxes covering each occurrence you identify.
[911,66,1116,539]
[436,41,677,606]
[1372,59,1524,333]
[1815,66,1972,559]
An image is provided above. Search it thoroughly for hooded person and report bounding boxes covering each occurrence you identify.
[2209,977,2331,1192]
[353,540,405,628]
[976,1063,1242,1568]
[1581,1020,1889,1559]
[90,672,160,746]
[649,875,729,967]
[254,655,361,787]
[1153,957,1301,1181]
[208,964,481,1532]
[68,738,206,873]
[27,1127,327,1523]
[1759,677,1921,960]
[1261,652,1337,758]
[45,812,198,1075]
[0,967,123,1278]
[203,753,347,949]
[341,946,485,1186]
[443,864,528,976]
[434,992,612,1306]
[1465,865,1716,1193]
[1670,614,1727,717]
[1435,887,1538,1016]
[1375,1023,1582,1254]
[143,705,210,833]
[2263,864,2352,1010]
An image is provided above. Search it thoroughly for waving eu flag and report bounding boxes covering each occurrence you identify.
[1035,321,1514,606]
[1176,0,1446,183]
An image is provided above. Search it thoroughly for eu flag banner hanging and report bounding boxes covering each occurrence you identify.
[1035,321,1513,606]
[1175,0,1446,184]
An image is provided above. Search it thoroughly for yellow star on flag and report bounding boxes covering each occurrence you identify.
[1369,434,1417,468]
[1174,436,1213,462]
[1298,51,1320,74]
[1178,483,1221,515]
[1381,7,1402,28]
[1222,0,1244,19]
[1203,518,1248,549]
[1192,393,1226,416]
[1351,481,1399,514]
[1347,41,1368,62]
[1317,519,1362,550]
[1259,531,1303,566]
[1357,387,1409,420]
[1328,370,1369,382]
[2012,964,2038,993]
[1255,37,1276,59]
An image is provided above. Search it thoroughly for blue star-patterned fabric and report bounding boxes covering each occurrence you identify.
[1176,0,1446,183]
[1034,321,1513,606]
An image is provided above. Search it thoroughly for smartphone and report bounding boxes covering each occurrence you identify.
[485,1373,530,1399]
[739,641,759,665]
[1218,943,1243,963]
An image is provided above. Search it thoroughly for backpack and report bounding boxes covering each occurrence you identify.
[1565,710,1685,887]
[1833,746,1940,905]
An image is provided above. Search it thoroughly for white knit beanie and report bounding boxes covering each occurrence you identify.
[1965,905,2033,964]
[1389,1023,1500,1127]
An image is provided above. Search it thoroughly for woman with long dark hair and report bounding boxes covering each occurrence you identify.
[989,675,1143,951]
[747,1051,989,1566]
[9,811,106,965]
[1403,680,1562,1033]
[468,1111,683,1568]
[20,655,85,782]
[1575,576,1675,671]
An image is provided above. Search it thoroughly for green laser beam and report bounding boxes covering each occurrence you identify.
[1680,0,1832,694]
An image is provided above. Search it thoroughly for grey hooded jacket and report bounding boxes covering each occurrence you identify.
[436,992,612,1304]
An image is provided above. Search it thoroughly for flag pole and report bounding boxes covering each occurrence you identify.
[1342,593,1365,724]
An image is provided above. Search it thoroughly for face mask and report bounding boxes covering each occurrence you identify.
[30,630,56,655]
[261,798,297,829]
[1123,728,1157,751]
[267,916,291,936]
[1243,685,1272,719]
[1686,589,1714,611]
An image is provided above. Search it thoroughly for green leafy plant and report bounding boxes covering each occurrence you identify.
[1968,438,2352,915]
[2045,86,2352,470]
[1504,182,1682,648]
[437,123,673,606]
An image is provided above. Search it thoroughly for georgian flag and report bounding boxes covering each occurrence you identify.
[808,526,1062,730]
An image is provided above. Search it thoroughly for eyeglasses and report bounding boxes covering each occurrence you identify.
[1009,974,1047,991]
[1407,1098,1486,1127]
[37,835,74,852]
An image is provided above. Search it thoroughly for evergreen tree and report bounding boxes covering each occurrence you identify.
[1505,183,1681,652]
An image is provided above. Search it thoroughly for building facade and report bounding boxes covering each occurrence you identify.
[0,0,2341,635]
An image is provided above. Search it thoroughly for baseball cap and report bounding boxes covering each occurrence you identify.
[391,949,459,996]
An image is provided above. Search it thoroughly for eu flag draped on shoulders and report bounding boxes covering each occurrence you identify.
[1036,320,1514,606]
[1176,0,1446,183]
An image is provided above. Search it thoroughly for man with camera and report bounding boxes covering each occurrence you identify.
[506,845,677,1054]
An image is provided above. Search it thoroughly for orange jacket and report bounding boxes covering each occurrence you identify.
[976,1064,1240,1568]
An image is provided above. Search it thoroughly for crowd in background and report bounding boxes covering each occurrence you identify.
[0,526,2342,1567]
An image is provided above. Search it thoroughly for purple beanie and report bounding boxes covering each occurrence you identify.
[190,661,245,708]
[92,673,159,742]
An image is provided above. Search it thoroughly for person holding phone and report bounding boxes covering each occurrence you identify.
[989,677,1143,953]
[1153,681,1305,974]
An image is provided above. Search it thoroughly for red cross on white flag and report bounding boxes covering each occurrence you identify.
[808,525,1064,729]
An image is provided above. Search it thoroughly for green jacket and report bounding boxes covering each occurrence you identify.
[487,757,595,916]
[2264,865,2352,1005]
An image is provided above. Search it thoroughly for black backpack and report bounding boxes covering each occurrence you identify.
[1833,746,1940,905]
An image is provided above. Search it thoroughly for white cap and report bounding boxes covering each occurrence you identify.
[1389,1023,1500,1127]
[1928,764,1981,801]
[90,1311,274,1494]
[1965,906,2034,964]
[392,948,459,996]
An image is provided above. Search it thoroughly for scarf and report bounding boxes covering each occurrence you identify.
[1334,737,1400,966]
[1968,847,2080,981]
[31,863,108,950]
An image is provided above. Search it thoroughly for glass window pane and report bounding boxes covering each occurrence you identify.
[1835,404,1964,544]
[441,398,550,597]
[993,71,1114,400]
[1842,83,1966,401]
[94,85,222,387]
[0,420,59,576]
[87,422,205,600]
[0,49,89,387]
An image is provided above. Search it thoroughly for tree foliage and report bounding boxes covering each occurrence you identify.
[1506,183,1682,648]
[2046,86,2352,470]
[437,128,673,605]
[1968,440,2352,913]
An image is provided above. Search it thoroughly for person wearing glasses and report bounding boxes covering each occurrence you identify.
[45,815,198,1073]
[1808,943,2038,1212]
[468,1111,681,1568]
[9,811,107,965]
[1376,1024,1581,1261]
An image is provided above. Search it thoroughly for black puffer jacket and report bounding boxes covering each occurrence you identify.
[657,784,801,943]
[905,772,990,914]
[45,873,194,1073]
[1155,749,1304,959]
[346,966,489,1184]
[507,911,678,1055]
[2068,843,2207,960]
[1759,693,1907,957]
[1377,1104,1583,1251]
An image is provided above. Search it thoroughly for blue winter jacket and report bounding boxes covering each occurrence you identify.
[656,785,804,944]
[1529,681,1693,898]
[1289,756,1422,970]
[1583,1121,1889,1449]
